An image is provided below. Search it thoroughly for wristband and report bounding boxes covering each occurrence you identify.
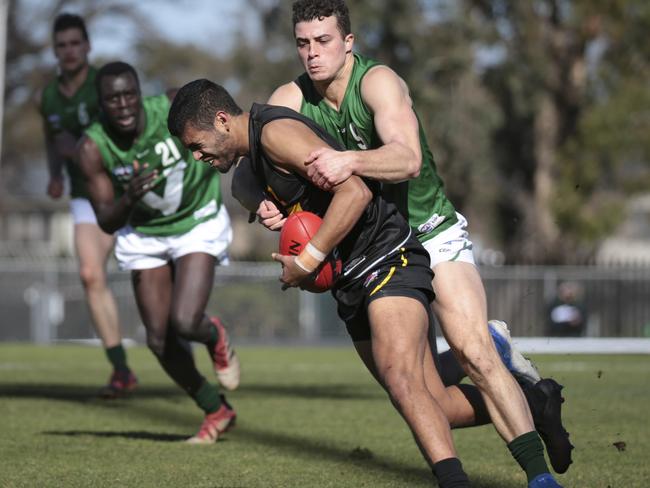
[305,242,326,261]
[296,242,326,273]
[294,255,313,273]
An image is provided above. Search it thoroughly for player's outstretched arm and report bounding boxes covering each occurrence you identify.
[76,136,158,234]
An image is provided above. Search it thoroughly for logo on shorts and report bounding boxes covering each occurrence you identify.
[363,270,380,288]
[437,240,473,258]
[418,214,446,235]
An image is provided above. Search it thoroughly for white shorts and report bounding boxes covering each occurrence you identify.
[69,198,98,225]
[115,205,232,270]
[421,212,476,268]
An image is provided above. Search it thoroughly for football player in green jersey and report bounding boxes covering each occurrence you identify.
[259,0,571,485]
[37,13,137,398]
[77,62,240,444]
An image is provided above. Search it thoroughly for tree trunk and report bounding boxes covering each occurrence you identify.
[530,93,561,261]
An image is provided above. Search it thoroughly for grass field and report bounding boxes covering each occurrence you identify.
[0,345,648,487]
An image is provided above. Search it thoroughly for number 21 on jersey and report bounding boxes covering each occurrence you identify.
[142,137,186,216]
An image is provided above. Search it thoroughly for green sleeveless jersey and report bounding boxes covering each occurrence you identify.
[40,66,99,199]
[296,53,457,242]
[85,95,222,237]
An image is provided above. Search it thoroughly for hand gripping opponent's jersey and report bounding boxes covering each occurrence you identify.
[245,103,416,287]
[85,95,222,236]
[40,66,100,199]
[295,53,458,243]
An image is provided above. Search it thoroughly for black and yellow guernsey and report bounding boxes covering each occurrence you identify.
[246,103,417,287]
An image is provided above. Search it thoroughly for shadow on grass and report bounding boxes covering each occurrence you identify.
[41,425,517,488]
[237,382,383,400]
[5,382,518,487]
[229,425,519,488]
[0,382,382,403]
[43,430,187,442]
[0,383,184,403]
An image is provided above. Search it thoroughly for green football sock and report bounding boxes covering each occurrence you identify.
[192,381,222,414]
[105,344,130,373]
[507,431,549,482]
[209,321,219,348]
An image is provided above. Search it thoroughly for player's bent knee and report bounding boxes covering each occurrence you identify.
[464,356,500,386]
[146,334,166,358]
[455,340,500,380]
[382,368,422,407]
[168,311,203,338]
[78,264,106,290]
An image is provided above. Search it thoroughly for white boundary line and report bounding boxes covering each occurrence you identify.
[436,337,650,354]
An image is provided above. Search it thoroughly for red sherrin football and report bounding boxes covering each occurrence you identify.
[279,211,342,293]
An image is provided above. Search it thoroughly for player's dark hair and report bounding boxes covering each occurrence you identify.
[168,79,243,137]
[95,61,140,96]
[53,13,89,41]
[292,0,351,38]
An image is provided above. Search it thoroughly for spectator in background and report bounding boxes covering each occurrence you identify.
[36,13,137,397]
[548,282,586,337]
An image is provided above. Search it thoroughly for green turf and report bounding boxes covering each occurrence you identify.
[0,345,648,487]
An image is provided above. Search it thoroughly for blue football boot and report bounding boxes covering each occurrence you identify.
[528,473,563,487]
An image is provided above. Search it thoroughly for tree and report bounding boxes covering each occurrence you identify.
[465,0,650,263]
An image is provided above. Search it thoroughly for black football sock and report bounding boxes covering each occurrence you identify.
[508,431,549,482]
[105,344,130,372]
[432,457,470,487]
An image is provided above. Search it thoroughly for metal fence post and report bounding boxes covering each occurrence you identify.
[24,283,64,344]
[299,290,318,342]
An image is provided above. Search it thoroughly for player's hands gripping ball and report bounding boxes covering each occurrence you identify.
[273,211,342,293]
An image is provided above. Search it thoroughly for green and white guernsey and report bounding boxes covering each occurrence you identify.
[295,53,458,243]
[40,66,99,199]
[85,95,221,236]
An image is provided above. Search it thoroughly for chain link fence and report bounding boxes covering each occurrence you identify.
[1,259,649,343]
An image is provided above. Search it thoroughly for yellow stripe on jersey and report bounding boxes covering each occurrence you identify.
[370,266,396,296]
[400,248,408,267]
[265,186,303,215]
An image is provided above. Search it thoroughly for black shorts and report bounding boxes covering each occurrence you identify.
[333,238,435,342]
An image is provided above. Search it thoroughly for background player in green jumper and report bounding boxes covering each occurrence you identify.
[37,13,136,398]
[77,62,240,443]
[259,0,570,485]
